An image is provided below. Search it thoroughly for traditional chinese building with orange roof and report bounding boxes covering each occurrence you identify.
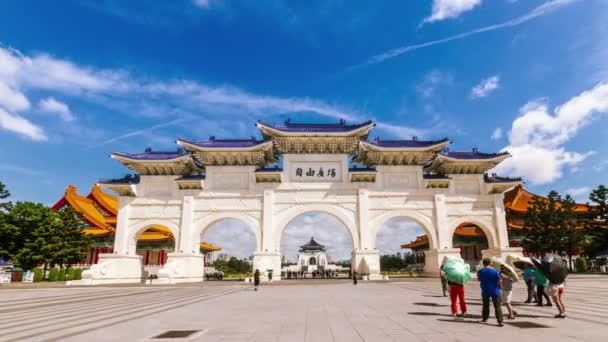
[402,184,592,265]
[52,185,221,267]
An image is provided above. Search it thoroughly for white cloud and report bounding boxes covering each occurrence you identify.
[491,127,502,140]
[0,43,426,145]
[38,97,74,122]
[0,82,29,112]
[0,107,47,141]
[492,83,608,185]
[424,0,482,23]
[351,0,577,69]
[471,75,500,99]
[565,186,591,201]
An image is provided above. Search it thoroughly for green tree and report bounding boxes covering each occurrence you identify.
[0,202,52,265]
[586,185,608,257]
[555,194,584,270]
[522,191,563,256]
[0,181,9,200]
[5,204,90,275]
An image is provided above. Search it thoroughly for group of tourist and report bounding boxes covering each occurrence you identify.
[441,257,567,327]
[283,269,341,279]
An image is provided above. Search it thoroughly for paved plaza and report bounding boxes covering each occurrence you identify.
[0,275,606,342]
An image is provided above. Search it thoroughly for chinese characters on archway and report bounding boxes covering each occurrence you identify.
[295,167,337,179]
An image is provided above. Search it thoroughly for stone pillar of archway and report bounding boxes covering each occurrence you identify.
[78,197,143,285]
[351,249,381,280]
[481,194,523,261]
[157,196,205,284]
[253,251,281,281]
[252,190,281,281]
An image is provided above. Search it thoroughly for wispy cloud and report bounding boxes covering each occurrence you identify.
[0,162,44,176]
[38,97,75,122]
[99,118,188,145]
[349,0,578,70]
[471,75,500,99]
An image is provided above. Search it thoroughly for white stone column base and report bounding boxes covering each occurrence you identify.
[481,247,524,261]
[424,248,461,276]
[156,253,204,284]
[78,254,143,285]
[352,249,380,277]
[253,251,281,281]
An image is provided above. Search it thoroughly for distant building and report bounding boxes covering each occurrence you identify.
[282,237,347,276]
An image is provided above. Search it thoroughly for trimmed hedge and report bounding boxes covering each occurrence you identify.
[48,268,59,282]
[74,268,83,280]
[66,268,75,281]
[33,267,43,282]
[575,257,588,273]
[58,268,66,281]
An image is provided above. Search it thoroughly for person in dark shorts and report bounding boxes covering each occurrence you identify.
[478,258,504,326]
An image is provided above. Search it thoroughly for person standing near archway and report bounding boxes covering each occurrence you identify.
[353,270,358,285]
[254,269,260,291]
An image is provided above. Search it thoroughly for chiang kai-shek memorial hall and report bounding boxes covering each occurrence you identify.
[80,119,523,284]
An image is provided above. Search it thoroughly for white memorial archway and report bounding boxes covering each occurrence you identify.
[81,120,523,284]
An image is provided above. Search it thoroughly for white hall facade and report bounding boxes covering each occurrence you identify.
[81,120,522,284]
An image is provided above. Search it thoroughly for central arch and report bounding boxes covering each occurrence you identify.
[274,204,359,252]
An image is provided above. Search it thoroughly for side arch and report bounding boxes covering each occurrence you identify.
[368,210,437,250]
[446,216,497,249]
[274,204,358,252]
[192,212,262,254]
[126,219,180,255]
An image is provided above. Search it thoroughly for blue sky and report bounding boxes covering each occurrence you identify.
[1,0,607,257]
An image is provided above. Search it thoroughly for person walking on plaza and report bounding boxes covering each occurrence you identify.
[440,265,448,297]
[448,280,467,318]
[500,265,517,320]
[478,258,504,326]
[534,265,552,307]
[547,282,566,318]
[522,265,538,303]
[253,269,260,291]
[353,270,358,285]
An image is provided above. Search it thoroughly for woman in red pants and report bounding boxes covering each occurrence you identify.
[449,280,467,318]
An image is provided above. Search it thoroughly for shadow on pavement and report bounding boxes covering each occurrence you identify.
[412,302,449,307]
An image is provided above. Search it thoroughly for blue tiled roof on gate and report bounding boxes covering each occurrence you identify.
[439,149,509,160]
[365,137,449,148]
[98,174,141,184]
[257,119,374,133]
[112,148,188,160]
[178,137,268,148]
[484,174,522,183]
